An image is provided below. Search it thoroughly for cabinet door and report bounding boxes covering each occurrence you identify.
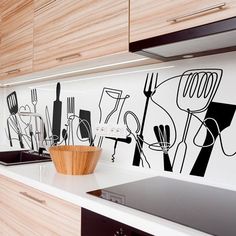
[33,0,128,71]
[82,208,152,236]
[0,175,81,235]
[130,0,236,42]
[0,0,33,79]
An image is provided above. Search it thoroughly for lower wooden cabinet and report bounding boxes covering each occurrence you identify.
[0,175,81,236]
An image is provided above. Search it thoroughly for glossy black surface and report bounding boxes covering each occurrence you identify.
[82,208,153,236]
[88,176,236,236]
[0,151,51,166]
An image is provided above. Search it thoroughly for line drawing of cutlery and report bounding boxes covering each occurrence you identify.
[31,89,39,149]
[45,105,53,145]
[6,118,12,146]
[173,69,222,173]
[132,73,158,166]
[62,128,68,145]
[67,97,75,145]
[190,102,236,177]
[153,125,172,172]
[52,82,62,144]
[29,124,34,150]
[6,92,24,148]
[124,111,151,168]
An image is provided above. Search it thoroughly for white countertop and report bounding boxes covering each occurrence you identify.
[0,147,235,236]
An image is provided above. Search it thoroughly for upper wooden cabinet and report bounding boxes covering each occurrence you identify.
[0,0,34,79]
[33,0,128,71]
[130,0,236,42]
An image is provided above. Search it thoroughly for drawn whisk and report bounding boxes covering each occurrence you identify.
[153,125,172,172]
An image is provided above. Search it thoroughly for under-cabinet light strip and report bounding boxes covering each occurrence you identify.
[0,58,149,87]
[31,65,175,89]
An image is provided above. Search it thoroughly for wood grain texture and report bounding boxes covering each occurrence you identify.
[130,0,236,42]
[33,0,128,71]
[49,145,102,175]
[0,175,81,236]
[0,0,33,79]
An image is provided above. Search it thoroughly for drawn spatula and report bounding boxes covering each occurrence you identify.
[6,92,24,148]
[79,109,93,145]
[190,102,236,177]
[52,82,62,144]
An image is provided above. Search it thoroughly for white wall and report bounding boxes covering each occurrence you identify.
[2,51,236,185]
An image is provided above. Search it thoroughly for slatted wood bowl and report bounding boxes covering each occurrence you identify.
[49,145,102,175]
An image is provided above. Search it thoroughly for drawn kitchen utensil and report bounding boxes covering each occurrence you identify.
[124,110,150,167]
[45,106,52,139]
[29,124,34,150]
[6,118,12,146]
[31,89,39,147]
[43,123,47,143]
[190,102,236,177]
[106,136,132,162]
[97,88,122,147]
[79,109,93,145]
[132,73,158,166]
[6,92,24,148]
[67,97,75,145]
[62,128,68,145]
[19,105,31,126]
[173,69,222,173]
[52,83,62,144]
[154,125,172,172]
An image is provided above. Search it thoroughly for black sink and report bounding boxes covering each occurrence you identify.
[0,151,51,166]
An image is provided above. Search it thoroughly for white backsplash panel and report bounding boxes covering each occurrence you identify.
[2,52,236,184]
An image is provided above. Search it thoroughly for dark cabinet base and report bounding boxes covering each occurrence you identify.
[81,208,153,236]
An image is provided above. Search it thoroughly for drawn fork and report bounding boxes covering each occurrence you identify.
[132,73,158,166]
[67,97,75,145]
[31,89,39,149]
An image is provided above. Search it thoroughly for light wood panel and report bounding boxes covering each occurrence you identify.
[0,175,81,235]
[0,0,33,79]
[130,0,236,42]
[33,0,128,71]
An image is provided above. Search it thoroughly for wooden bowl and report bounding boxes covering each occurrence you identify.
[49,145,102,175]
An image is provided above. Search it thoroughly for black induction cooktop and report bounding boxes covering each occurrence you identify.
[88,176,236,236]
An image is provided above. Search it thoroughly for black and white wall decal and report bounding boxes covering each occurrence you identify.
[132,73,158,167]
[190,102,236,177]
[6,91,25,148]
[3,52,236,183]
[173,69,222,173]
[52,82,62,144]
[153,125,172,172]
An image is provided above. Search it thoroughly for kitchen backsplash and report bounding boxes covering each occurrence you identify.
[2,52,236,184]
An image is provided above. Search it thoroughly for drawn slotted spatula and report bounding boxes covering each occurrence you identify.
[52,83,62,144]
[6,92,24,148]
[173,69,222,173]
